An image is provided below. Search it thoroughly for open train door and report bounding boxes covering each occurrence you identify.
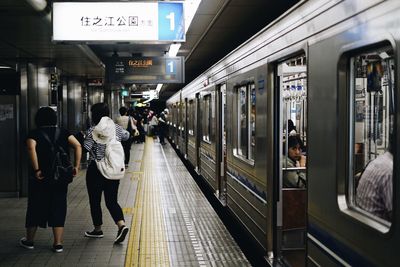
[270,53,308,266]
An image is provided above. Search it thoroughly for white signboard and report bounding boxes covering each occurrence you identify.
[52,2,184,42]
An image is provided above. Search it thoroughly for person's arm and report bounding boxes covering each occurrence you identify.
[68,135,82,176]
[130,117,137,130]
[26,138,44,180]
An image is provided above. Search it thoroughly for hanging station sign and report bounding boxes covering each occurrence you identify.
[52,2,185,42]
[106,56,184,84]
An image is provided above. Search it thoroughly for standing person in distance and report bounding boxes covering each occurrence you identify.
[158,108,169,145]
[21,107,82,253]
[83,103,130,244]
[115,106,135,166]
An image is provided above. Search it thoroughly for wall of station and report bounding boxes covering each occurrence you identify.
[0,62,112,197]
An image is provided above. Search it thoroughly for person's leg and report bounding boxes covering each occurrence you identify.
[52,227,64,245]
[103,179,124,224]
[159,126,164,144]
[48,184,68,248]
[26,227,37,242]
[122,140,130,164]
[22,179,44,246]
[103,179,129,243]
[86,163,104,230]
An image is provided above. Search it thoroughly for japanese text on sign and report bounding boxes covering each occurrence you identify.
[53,2,184,42]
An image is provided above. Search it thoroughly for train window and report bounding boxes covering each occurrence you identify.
[181,101,186,139]
[348,45,394,226]
[177,103,181,136]
[202,94,212,142]
[279,54,307,188]
[250,84,256,160]
[188,100,194,135]
[238,86,248,158]
[235,83,256,162]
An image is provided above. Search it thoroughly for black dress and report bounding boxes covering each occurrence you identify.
[25,126,71,228]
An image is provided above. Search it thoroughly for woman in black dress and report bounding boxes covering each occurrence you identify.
[20,107,82,252]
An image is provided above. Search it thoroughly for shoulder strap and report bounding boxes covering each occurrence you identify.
[41,128,60,150]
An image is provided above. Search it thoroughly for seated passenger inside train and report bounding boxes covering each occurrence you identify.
[283,135,306,188]
[356,143,393,221]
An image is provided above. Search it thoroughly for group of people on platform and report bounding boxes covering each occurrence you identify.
[20,103,169,253]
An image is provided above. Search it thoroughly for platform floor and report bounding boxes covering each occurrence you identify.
[0,137,250,266]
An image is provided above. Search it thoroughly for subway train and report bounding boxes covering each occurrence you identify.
[165,0,399,266]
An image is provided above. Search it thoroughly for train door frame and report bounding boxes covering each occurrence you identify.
[195,92,201,173]
[268,48,308,266]
[216,83,227,205]
[184,97,188,159]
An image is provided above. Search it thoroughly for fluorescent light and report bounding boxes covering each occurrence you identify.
[379,52,389,59]
[184,0,202,33]
[0,66,12,69]
[156,84,163,92]
[168,43,181,56]
[26,0,47,12]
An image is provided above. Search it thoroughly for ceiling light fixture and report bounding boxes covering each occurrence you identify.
[156,84,163,92]
[168,43,181,57]
[184,0,202,34]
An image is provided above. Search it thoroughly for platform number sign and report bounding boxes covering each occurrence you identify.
[158,2,185,41]
[166,59,177,74]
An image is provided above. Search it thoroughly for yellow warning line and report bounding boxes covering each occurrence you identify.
[125,137,170,267]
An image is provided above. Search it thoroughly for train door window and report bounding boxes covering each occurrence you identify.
[181,101,185,139]
[189,99,194,135]
[348,45,394,226]
[235,82,256,163]
[203,94,211,142]
[280,55,307,188]
[277,53,307,265]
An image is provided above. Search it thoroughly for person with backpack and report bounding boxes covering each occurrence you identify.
[20,107,82,253]
[83,103,130,244]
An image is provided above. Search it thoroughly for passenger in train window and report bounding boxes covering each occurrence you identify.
[21,107,82,253]
[83,103,130,243]
[356,144,393,221]
[288,119,297,136]
[283,135,306,188]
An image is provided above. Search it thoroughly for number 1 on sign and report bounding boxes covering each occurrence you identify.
[166,12,175,31]
[167,61,174,73]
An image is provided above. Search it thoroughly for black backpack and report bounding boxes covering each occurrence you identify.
[41,128,74,184]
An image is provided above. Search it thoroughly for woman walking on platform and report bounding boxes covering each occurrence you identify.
[21,107,82,253]
[83,103,130,243]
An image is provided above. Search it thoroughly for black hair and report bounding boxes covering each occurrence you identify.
[288,135,302,149]
[288,119,296,133]
[283,135,304,155]
[91,102,109,125]
[119,106,127,116]
[35,107,57,127]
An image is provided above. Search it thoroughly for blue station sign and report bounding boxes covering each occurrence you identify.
[53,2,185,42]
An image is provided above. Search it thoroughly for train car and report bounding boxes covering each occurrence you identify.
[167,0,400,266]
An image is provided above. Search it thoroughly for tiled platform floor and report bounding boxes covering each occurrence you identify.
[0,138,250,267]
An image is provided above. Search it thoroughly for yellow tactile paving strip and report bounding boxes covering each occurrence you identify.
[125,137,170,267]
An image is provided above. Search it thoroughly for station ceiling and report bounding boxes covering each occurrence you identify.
[0,0,300,101]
